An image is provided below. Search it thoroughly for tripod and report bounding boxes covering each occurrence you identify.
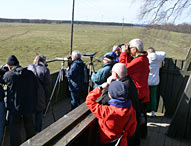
[83,52,96,92]
[44,61,65,121]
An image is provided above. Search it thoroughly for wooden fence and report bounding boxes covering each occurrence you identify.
[158,48,191,115]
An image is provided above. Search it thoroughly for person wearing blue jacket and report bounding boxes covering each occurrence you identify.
[91,53,114,88]
[66,50,84,110]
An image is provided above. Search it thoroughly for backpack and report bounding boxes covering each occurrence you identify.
[31,64,46,112]
[13,67,37,114]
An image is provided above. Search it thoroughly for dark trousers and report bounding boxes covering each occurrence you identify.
[35,111,43,133]
[70,90,81,110]
[9,112,35,146]
[128,101,148,146]
[139,102,148,138]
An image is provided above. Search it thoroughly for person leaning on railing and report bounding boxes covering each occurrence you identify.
[119,39,150,139]
[86,80,137,146]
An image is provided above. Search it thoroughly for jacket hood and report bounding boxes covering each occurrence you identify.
[73,59,83,64]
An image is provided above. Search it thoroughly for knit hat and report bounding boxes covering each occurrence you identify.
[103,52,114,61]
[7,55,19,66]
[108,81,128,100]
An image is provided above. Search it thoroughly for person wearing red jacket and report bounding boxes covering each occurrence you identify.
[119,38,150,139]
[86,81,137,146]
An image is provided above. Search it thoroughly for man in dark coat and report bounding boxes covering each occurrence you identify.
[66,50,84,110]
[3,55,36,146]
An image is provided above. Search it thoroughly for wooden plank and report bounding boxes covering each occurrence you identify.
[171,138,181,146]
[181,139,191,146]
[147,131,157,146]
[159,116,170,134]
[54,113,96,146]
[164,136,173,146]
[175,60,184,70]
[21,103,90,146]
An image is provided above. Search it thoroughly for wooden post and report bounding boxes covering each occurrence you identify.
[183,48,191,71]
[167,75,191,138]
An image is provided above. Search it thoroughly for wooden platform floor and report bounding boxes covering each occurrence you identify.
[141,112,191,146]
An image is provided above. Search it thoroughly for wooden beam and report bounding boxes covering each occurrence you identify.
[21,103,90,146]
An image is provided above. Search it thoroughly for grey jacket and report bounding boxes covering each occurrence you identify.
[28,63,51,111]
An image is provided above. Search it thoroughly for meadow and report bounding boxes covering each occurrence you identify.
[0,22,190,72]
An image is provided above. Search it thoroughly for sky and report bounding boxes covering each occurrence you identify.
[0,0,190,24]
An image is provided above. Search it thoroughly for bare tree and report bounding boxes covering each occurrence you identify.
[140,0,191,24]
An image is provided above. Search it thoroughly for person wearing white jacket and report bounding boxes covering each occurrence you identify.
[147,47,166,117]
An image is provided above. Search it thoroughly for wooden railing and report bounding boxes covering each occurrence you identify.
[21,102,97,146]
[158,48,191,115]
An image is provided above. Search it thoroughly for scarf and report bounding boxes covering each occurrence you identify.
[108,99,132,108]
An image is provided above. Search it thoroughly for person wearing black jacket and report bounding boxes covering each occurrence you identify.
[0,83,5,146]
[101,63,142,146]
[3,55,36,146]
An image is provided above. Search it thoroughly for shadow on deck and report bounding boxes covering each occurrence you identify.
[19,100,191,146]
[141,113,191,146]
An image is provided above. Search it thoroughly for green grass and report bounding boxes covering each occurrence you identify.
[0,22,190,72]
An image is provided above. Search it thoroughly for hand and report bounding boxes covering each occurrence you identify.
[121,44,129,53]
[67,67,70,70]
[101,82,109,89]
[113,45,119,52]
[107,76,116,84]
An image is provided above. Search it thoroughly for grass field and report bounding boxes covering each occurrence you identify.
[0,22,190,72]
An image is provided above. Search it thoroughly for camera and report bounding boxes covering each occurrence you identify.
[0,64,9,77]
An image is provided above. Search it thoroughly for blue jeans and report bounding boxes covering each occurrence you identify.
[70,91,81,110]
[35,111,43,132]
[0,102,5,145]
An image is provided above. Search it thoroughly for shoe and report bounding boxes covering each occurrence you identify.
[151,111,156,117]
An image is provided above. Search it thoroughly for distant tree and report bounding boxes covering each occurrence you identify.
[139,0,191,24]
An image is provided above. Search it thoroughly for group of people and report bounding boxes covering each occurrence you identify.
[0,54,51,146]
[85,38,166,146]
[0,38,166,146]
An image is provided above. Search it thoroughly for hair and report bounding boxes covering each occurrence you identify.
[72,50,81,60]
[129,38,144,52]
[112,63,127,78]
[33,55,46,65]
[147,47,155,53]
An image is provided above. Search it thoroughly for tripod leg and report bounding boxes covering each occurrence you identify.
[92,65,95,73]
[44,69,62,119]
